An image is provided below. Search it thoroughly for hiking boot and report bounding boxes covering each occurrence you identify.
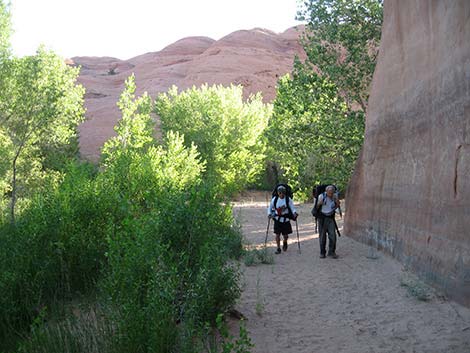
[320,254,326,259]
[282,241,288,251]
[328,253,338,259]
[275,248,282,254]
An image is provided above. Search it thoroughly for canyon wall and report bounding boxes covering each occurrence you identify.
[345,0,470,306]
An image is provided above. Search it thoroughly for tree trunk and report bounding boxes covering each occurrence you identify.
[10,155,17,225]
[10,143,23,226]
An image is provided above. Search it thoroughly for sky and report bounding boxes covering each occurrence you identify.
[10,0,302,60]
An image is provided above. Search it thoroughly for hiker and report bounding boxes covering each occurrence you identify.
[316,185,340,259]
[268,185,298,254]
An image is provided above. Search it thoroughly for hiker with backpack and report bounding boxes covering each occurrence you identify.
[313,185,340,259]
[267,184,298,254]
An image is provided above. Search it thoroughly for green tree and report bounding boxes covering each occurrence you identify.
[0,47,85,224]
[0,1,11,219]
[155,84,271,195]
[268,62,364,197]
[101,74,154,165]
[0,0,10,59]
[297,0,383,113]
[268,0,382,195]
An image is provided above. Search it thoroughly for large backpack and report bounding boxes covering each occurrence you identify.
[271,183,295,219]
[311,184,339,219]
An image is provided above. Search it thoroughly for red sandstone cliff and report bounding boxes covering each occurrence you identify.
[72,26,305,161]
[344,0,470,307]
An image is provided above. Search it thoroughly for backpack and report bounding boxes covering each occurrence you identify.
[311,184,339,219]
[271,183,295,220]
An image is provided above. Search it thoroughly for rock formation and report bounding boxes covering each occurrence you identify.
[72,26,305,161]
[345,0,470,306]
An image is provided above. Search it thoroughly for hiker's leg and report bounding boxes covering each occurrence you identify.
[282,221,292,251]
[326,218,337,255]
[318,218,327,255]
[273,220,282,253]
[282,232,289,251]
[275,233,281,249]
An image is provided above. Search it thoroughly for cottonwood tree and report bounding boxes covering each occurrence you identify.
[267,62,364,197]
[0,1,11,214]
[0,48,85,224]
[267,0,382,196]
[0,0,10,58]
[155,84,271,195]
[101,74,154,164]
[297,0,383,113]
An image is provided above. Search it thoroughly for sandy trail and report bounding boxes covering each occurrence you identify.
[232,193,470,353]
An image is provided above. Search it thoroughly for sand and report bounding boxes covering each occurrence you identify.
[231,193,470,353]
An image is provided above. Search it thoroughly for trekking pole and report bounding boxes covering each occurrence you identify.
[295,219,301,254]
[264,191,271,247]
[333,218,341,237]
[264,217,271,247]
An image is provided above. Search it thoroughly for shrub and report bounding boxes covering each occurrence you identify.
[1,76,249,353]
[155,84,271,196]
[99,130,243,352]
[0,161,112,342]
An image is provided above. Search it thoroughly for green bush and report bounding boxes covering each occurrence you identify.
[18,306,114,353]
[243,248,274,266]
[155,84,271,196]
[0,75,249,352]
[0,161,112,341]
[100,136,243,351]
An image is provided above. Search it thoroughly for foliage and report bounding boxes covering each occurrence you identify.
[400,273,433,302]
[267,64,364,198]
[18,306,114,353]
[155,84,271,195]
[243,247,274,266]
[96,79,244,351]
[297,0,383,112]
[266,0,383,197]
[215,315,254,353]
[0,0,10,59]
[1,74,246,352]
[0,161,112,342]
[101,74,154,165]
[0,47,85,223]
[100,129,242,351]
[0,1,10,219]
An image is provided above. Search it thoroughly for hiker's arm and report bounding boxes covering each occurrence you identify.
[267,199,275,218]
[289,198,298,219]
[317,194,324,206]
[334,195,340,208]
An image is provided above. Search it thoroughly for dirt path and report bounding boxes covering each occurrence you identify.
[232,193,470,353]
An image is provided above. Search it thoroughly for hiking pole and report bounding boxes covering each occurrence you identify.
[333,218,341,237]
[264,217,271,247]
[295,219,301,254]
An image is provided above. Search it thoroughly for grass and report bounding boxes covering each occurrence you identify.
[400,272,433,302]
[18,306,114,353]
[255,272,265,316]
[243,247,274,266]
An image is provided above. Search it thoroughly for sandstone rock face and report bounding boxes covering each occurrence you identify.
[345,1,470,306]
[73,27,305,161]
